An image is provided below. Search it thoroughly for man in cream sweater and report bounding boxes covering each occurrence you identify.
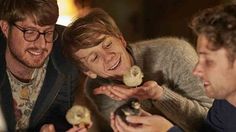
[63,8,212,132]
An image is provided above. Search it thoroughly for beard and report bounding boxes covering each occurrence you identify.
[7,39,49,69]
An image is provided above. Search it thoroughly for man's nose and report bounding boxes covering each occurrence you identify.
[34,35,47,49]
[104,52,115,62]
[192,62,204,77]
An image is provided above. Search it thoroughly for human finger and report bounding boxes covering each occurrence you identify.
[110,113,119,132]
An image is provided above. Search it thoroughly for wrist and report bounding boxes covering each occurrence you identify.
[153,85,164,100]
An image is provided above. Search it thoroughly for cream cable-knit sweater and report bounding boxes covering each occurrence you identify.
[84,37,213,132]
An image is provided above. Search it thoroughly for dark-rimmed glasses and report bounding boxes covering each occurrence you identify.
[12,23,58,43]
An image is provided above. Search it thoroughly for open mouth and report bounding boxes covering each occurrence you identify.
[203,81,210,87]
[28,50,44,56]
[108,57,121,70]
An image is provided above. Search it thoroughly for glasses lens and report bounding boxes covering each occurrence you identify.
[24,30,58,43]
[14,23,58,43]
[44,31,54,43]
[24,30,39,42]
[51,30,58,42]
[45,31,58,43]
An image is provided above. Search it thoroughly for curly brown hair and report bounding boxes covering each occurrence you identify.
[191,4,236,63]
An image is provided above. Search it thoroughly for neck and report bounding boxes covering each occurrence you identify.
[5,50,34,81]
[226,90,236,107]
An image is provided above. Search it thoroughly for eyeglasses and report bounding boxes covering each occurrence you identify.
[12,23,58,43]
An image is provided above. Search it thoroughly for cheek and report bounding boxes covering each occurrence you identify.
[9,34,27,49]
[210,72,232,93]
[8,39,25,53]
[9,30,24,41]
[207,70,223,83]
[47,44,53,52]
[221,72,236,88]
[205,65,220,76]
[88,63,102,72]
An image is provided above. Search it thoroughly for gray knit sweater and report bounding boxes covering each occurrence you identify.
[84,37,213,132]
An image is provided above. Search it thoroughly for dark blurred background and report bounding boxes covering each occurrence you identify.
[72,0,235,45]
[68,1,236,131]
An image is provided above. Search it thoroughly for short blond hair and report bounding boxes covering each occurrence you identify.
[63,8,122,71]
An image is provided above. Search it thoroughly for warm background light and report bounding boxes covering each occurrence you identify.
[57,0,78,26]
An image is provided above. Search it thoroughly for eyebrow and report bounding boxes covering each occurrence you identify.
[198,51,207,55]
[20,24,54,31]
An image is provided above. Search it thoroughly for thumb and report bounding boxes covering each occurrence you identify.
[140,109,152,116]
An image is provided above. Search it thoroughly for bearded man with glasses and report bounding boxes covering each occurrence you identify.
[0,0,83,131]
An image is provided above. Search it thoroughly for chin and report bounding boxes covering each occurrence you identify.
[205,90,219,99]
[205,88,212,97]
[28,63,44,68]
[206,93,214,98]
[26,60,45,68]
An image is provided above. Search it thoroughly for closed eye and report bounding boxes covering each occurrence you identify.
[25,29,38,35]
[92,55,97,62]
[88,54,98,63]
[205,59,214,67]
[103,42,112,49]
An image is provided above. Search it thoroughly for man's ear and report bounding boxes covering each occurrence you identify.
[84,71,98,79]
[0,20,9,38]
[119,35,127,47]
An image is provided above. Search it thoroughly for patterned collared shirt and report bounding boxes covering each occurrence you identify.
[7,59,48,130]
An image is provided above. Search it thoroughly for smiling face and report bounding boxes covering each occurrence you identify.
[3,17,55,69]
[193,34,236,100]
[75,35,133,79]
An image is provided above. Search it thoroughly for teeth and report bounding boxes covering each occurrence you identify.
[109,59,120,70]
[203,81,210,86]
[28,50,43,56]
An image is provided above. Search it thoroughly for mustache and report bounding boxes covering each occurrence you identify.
[26,47,48,52]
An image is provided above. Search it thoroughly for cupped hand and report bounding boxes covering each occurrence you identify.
[93,81,164,101]
[112,112,174,132]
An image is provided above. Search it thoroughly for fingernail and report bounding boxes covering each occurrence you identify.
[126,116,131,121]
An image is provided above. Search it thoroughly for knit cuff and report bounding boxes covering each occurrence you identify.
[152,86,184,112]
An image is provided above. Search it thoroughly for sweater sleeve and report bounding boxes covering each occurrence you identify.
[149,38,213,131]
